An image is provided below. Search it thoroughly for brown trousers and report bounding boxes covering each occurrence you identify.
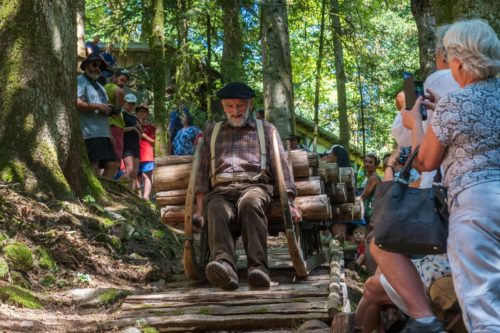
[204,183,273,274]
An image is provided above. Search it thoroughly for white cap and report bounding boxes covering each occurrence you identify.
[124,94,137,103]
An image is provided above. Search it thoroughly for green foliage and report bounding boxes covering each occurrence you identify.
[40,274,56,288]
[3,242,33,272]
[98,288,131,304]
[141,327,160,333]
[0,285,43,309]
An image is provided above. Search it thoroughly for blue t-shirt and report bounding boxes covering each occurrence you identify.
[77,74,110,139]
[173,126,201,155]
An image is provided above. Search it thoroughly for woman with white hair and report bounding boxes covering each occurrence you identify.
[404,19,500,332]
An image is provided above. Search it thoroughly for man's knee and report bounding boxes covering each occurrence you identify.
[363,275,387,304]
[238,196,265,214]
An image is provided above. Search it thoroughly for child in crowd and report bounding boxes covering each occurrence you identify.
[136,104,155,200]
[353,226,367,268]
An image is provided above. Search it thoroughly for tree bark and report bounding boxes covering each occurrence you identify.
[261,0,295,140]
[220,0,244,83]
[149,0,168,156]
[329,0,349,151]
[411,0,436,79]
[0,0,91,199]
[76,0,86,59]
[313,0,327,153]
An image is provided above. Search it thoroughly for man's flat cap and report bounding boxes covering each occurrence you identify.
[216,82,255,99]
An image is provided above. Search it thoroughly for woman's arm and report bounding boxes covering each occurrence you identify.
[360,175,380,200]
[417,127,445,171]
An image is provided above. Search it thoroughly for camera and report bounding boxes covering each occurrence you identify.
[399,146,411,165]
[108,105,121,117]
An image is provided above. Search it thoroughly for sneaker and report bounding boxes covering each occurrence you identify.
[248,268,271,289]
[400,318,447,333]
[205,260,239,291]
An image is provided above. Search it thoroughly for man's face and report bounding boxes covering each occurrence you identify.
[222,99,252,127]
[114,74,128,88]
[84,61,102,80]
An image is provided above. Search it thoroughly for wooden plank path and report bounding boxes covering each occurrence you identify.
[103,245,332,332]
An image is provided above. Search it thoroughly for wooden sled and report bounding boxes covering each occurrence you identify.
[183,131,327,281]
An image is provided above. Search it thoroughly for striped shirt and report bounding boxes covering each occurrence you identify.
[195,117,296,196]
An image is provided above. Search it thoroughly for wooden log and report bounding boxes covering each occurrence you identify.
[307,152,319,168]
[429,275,457,311]
[331,203,354,222]
[155,155,193,167]
[268,195,331,222]
[331,183,347,204]
[161,205,186,224]
[328,239,343,317]
[153,162,192,192]
[290,149,310,179]
[155,189,188,206]
[353,197,364,220]
[339,167,356,189]
[295,179,324,196]
[331,313,355,333]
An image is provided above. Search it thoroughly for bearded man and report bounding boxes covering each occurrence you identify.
[193,82,302,291]
[76,53,119,179]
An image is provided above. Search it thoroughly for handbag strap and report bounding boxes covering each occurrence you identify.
[396,146,420,184]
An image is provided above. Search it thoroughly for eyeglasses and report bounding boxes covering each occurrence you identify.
[443,50,448,64]
[90,62,101,69]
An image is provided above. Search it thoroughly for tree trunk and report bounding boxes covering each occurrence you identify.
[329,0,349,151]
[261,0,295,140]
[140,0,153,42]
[411,0,436,79]
[0,0,91,199]
[149,0,168,156]
[76,0,86,59]
[220,0,244,83]
[313,0,327,153]
[174,0,191,105]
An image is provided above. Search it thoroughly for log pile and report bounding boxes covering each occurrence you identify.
[154,150,332,226]
[319,161,362,223]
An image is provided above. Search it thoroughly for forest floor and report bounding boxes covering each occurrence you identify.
[0,182,365,333]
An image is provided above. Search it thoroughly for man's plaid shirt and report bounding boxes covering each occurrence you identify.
[195,117,296,196]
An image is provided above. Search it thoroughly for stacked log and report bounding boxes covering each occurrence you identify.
[156,151,332,225]
[318,161,360,223]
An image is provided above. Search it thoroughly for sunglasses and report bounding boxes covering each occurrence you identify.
[90,62,102,69]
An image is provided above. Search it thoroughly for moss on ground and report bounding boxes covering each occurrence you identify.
[3,242,33,272]
[0,285,42,309]
[98,288,131,304]
[0,257,9,279]
[141,327,160,333]
[35,247,57,272]
[40,274,56,288]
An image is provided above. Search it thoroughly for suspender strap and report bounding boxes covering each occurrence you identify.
[210,121,223,187]
[209,119,267,187]
[256,119,267,173]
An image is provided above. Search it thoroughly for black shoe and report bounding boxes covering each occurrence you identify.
[205,260,239,291]
[400,318,447,333]
[248,268,271,289]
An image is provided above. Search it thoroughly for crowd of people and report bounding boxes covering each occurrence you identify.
[77,19,499,332]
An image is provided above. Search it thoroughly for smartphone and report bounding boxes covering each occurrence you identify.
[403,73,427,121]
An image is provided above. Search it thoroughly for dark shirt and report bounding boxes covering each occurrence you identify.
[85,41,101,55]
[123,111,140,146]
[195,118,296,196]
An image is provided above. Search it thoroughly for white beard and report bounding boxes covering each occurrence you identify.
[226,106,250,127]
[87,72,100,81]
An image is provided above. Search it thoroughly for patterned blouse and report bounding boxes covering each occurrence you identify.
[431,77,500,201]
[173,126,201,156]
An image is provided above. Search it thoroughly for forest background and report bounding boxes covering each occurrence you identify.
[83,0,499,163]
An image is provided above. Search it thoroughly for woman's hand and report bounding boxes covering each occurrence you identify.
[402,96,423,130]
[422,88,441,111]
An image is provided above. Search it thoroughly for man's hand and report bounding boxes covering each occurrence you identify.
[422,88,441,111]
[402,96,423,130]
[97,103,112,116]
[290,206,302,223]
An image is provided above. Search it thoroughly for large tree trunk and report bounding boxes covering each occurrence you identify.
[261,0,295,140]
[220,0,244,83]
[149,0,168,156]
[174,0,191,105]
[313,0,327,153]
[140,0,153,42]
[329,0,349,151]
[0,0,91,199]
[411,0,436,79]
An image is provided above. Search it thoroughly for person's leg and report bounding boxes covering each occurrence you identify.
[369,239,433,319]
[102,160,119,179]
[447,181,500,333]
[131,157,140,191]
[355,269,393,333]
[142,171,153,200]
[123,156,139,189]
[237,184,272,274]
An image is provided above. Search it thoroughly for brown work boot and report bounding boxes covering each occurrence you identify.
[248,268,271,289]
[205,260,239,291]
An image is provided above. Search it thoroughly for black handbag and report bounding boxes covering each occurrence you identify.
[372,147,449,255]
